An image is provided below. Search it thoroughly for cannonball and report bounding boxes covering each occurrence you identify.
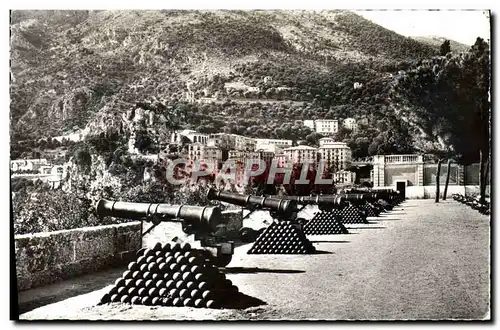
[130,296,141,305]
[139,264,148,272]
[172,272,182,281]
[132,271,142,279]
[141,296,151,306]
[163,272,172,281]
[177,256,188,266]
[179,265,189,273]
[108,286,118,295]
[158,263,168,273]
[124,279,134,288]
[205,300,217,309]
[185,281,196,290]
[115,278,125,287]
[142,272,152,280]
[166,280,175,290]
[156,257,165,265]
[188,257,200,265]
[175,280,185,290]
[153,243,162,251]
[169,263,180,272]
[148,287,159,297]
[146,256,156,264]
[120,295,131,304]
[135,279,145,288]
[194,298,204,308]
[128,262,139,272]
[182,271,193,282]
[148,263,159,273]
[158,288,168,297]
[144,249,155,258]
[181,243,191,251]
[198,282,209,291]
[194,273,205,282]
[117,287,127,295]
[163,297,173,307]
[172,297,182,307]
[155,279,165,289]
[145,279,154,289]
[155,250,163,258]
[122,270,132,279]
[174,251,183,259]
[151,273,160,281]
[179,289,190,299]
[201,290,212,300]
[190,265,201,274]
[151,297,161,306]
[138,288,147,297]
[128,287,138,296]
[136,248,147,257]
[100,293,110,304]
[110,294,120,303]
[172,243,181,252]
[165,256,175,266]
[162,243,172,254]
[190,289,200,299]
[183,297,193,307]
[169,288,179,298]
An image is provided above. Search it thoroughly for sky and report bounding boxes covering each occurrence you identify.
[355,10,491,46]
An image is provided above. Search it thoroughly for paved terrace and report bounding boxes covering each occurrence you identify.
[18,199,490,320]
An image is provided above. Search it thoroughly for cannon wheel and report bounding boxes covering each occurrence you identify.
[213,254,233,267]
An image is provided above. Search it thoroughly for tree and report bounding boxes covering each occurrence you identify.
[394,37,490,202]
[440,40,451,56]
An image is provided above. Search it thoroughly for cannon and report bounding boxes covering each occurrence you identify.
[95,199,235,267]
[207,188,299,219]
[207,188,302,242]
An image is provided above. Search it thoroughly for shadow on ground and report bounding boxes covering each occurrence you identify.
[18,267,125,315]
[222,267,305,274]
[310,240,350,244]
[224,292,267,309]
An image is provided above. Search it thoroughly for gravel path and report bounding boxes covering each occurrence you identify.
[19,199,490,320]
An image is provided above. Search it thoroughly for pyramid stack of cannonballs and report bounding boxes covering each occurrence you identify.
[303,211,349,235]
[248,221,316,254]
[453,193,490,215]
[358,202,379,218]
[332,205,368,224]
[99,242,239,309]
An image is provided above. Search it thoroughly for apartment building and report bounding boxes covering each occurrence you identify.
[255,138,293,152]
[208,133,256,151]
[171,130,209,145]
[187,143,223,169]
[303,119,339,135]
[318,142,352,171]
[283,146,318,165]
[343,117,358,133]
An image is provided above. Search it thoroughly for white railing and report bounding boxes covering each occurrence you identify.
[384,155,421,163]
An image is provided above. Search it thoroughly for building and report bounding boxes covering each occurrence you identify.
[10,159,49,173]
[208,133,256,151]
[303,119,339,135]
[255,139,293,152]
[343,118,358,133]
[171,130,209,145]
[318,137,335,147]
[333,170,356,184]
[187,143,223,169]
[318,142,352,171]
[249,150,275,164]
[283,146,318,165]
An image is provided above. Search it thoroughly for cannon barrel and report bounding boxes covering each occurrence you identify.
[207,188,298,215]
[95,199,224,232]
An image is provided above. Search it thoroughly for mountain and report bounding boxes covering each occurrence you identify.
[10,10,441,158]
[411,36,471,54]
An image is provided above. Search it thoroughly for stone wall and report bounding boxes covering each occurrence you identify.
[15,222,141,292]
